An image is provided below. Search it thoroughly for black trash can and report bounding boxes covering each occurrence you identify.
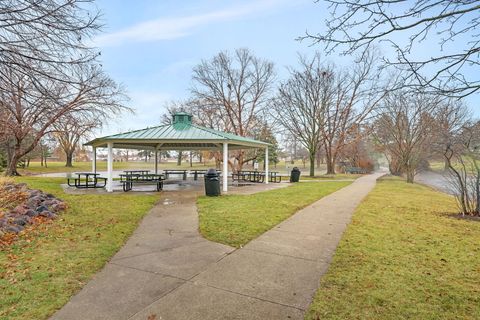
[204,169,221,196]
[290,167,301,183]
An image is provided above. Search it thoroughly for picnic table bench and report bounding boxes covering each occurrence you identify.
[120,172,164,192]
[232,171,282,183]
[164,169,187,180]
[190,170,207,181]
[232,170,264,183]
[67,172,107,189]
[268,171,282,183]
[123,170,151,176]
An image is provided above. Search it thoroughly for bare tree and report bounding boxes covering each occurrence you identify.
[373,90,438,183]
[0,65,128,176]
[444,121,480,216]
[302,1,480,98]
[430,100,471,170]
[0,1,130,175]
[0,0,101,92]
[273,51,384,176]
[191,48,275,171]
[53,115,100,167]
[271,54,328,176]
[320,51,385,174]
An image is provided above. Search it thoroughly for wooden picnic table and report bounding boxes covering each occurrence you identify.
[67,172,106,189]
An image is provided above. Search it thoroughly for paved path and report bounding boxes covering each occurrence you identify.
[51,173,383,320]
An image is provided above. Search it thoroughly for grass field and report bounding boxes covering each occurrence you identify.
[429,160,446,172]
[197,181,351,248]
[306,177,480,320]
[17,160,216,175]
[300,173,364,180]
[16,160,331,176]
[0,177,159,320]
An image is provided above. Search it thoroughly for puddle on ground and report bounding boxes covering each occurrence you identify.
[162,198,175,205]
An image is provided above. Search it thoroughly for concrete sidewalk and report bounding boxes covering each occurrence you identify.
[51,173,383,320]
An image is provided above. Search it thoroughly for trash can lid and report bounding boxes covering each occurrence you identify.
[205,168,218,176]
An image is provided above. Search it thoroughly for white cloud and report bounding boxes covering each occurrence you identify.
[94,0,294,47]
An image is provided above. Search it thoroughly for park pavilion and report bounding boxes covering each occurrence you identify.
[84,112,270,192]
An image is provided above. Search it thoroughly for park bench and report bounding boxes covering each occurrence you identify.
[67,172,107,189]
[120,173,164,192]
[344,167,366,174]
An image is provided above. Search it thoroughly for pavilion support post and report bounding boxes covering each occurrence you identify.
[223,143,228,193]
[265,147,269,185]
[92,147,96,173]
[107,142,113,192]
[154,150,158,174]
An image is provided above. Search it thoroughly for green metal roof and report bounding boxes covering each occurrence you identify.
[85,114,269,150]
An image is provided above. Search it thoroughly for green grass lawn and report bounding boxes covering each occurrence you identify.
[198,181,351,248]
[429,159,478,174]
[17,160,330,176]
[0,177,159,320]
[17,160,217,175]
[429,160,446,172]
[306,177,480,320]
[300,173,364,180]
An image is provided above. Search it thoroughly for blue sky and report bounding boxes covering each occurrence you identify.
[94,0,479,135]
[93,0,332,135]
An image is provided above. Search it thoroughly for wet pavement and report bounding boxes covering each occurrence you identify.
[51,174,383,320]
[61,179,289,195]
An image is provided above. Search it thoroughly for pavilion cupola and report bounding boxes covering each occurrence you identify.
[172,112,192,125]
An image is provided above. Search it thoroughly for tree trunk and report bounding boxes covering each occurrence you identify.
[324,143,336,174]
[406,168,415,183]
[316,150,321,167]
[5,152,21,176]
[189,151,193,167]
[65,151,74,167]
[326,160,335,174]
[177,151,182,166]
[309,151,315,177]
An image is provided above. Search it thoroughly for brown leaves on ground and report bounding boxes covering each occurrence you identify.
[0,216,53,247]
[0,178,28,211]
